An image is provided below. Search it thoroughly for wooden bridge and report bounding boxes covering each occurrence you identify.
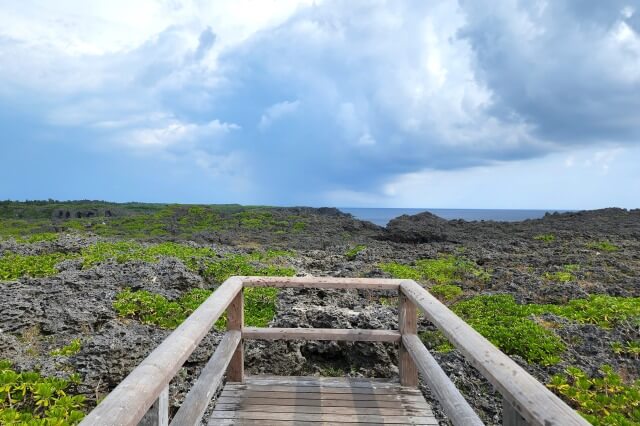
[80,277,588,426]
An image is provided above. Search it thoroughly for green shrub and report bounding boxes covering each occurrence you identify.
[16,233,60,244]
[450,294,640,365]
[419,330,455,353]
[452,295,565,365]
[586,241,619,252]
[0,253,72,280]
[0,360,85,424]
[544,264,579,283]
[114,287,280,329]
[202,254,295,283]
[378,262,422,280]
[547,365,640,425]
[533,234,556,243]
[345,245,366,261]
[611,340,640,357]
[430,284,463,302]
[380,255,489,284]
[50,339,82,357]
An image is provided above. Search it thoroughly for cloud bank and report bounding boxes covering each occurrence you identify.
[0,0,639,207]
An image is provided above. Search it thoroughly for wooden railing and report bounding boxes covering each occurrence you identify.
[80,276,588,426]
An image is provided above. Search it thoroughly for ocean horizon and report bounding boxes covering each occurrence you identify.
[339,207,567,227]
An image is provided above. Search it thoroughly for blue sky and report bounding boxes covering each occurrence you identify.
[1,0,639,209]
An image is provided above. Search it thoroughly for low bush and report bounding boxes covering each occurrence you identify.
[586,240,620,252]
[50,339,82,357]
[345,245,366,261]
[547,365,640,425]
[0,253,72,281]
[0,360,85,424]
[380,255,489,285]
[533,234,556,243]
[429,284,463,302]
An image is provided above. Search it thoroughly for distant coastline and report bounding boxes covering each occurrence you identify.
[339,207,569,226]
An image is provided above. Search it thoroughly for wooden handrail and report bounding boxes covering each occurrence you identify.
[399,280,589,426]
[242,327,401,342]
[79,277,242,426]
[81,276,587,426]
[170,331,241,426]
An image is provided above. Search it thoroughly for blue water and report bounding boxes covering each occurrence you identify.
[339,208,565,227]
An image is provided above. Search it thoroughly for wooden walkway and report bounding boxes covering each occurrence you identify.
[80,276,589,426]
[208,375,437,425]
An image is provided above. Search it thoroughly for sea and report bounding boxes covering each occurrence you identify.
[339,208,567,227]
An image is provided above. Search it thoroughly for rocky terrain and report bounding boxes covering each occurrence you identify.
[0,202,638,425]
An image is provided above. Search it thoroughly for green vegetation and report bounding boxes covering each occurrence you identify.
[380,255,489,284]
[611,341,640,357]
[0,359,86,425]
[543,264,580,283]
[547,365,640,425]
[452,295,565,365]
[50,339,82,357]
[587,240,620,252]
[16,233,60,244]
[0,240,295,283]
[114,287,280,329]
[533,233,556,242]
[419,330,455,353]
[451,294,640,365]
[429,284,463,302]
[345,245,366,261]
[0,253,71,281]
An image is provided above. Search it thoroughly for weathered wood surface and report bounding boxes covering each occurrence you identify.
[169,331,241,426]
[79,277,243,426]
[242,327,400,342]
[209,376,437,425]
[242,275,402,290]
[398,291,418,387]
[400,279,590,426]
[139,385,168,426]
[226,291,244,383]
[503,397,529,426]
[403,334,484,426]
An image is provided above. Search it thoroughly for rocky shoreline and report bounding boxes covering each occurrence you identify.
[1,206,639,424]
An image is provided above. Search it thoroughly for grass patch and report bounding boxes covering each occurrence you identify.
[419,330,455,353]
[0,253,72,280]
[547,365,640,425]
[114,287,280,329]
[533,233,556,243]
[429,284,463,302]
[15,233,60,244]
[50,339,82,357]
[451,294,640,365]
[586,240,619,252]
[0,359,85,424]
[452,295,565,365]
[543,264,580,283]
[202,254,295,283]
[380,255,489,284]
[345,245,366,261]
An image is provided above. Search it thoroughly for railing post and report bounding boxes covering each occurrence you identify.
[139,384,168,426]
[399,290,418,387]
[226,290,244,382]
[503,397,528,425]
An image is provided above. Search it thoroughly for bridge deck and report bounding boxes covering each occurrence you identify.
[208,375,438,425]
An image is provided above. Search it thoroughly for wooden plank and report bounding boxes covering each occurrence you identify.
[398,291,418,387]
[403,334,484,426]
[211,420,438,426]
[214,396,430,409]
[169,331,241,426]
[224,384,422,395]
[242,276,401,290]
[400,280,589,426]
[503,397,528,426]
[226,291,244,383]
[139,384,168,426]
[219,390,425,402]
[243,375,401,388]
[242,327,400,342]
[80,277,243,426]
[208,410,437,425]
[213,403,432,416]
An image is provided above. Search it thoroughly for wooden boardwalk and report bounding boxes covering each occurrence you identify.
[80,276,589,426]
[208,375,437,425]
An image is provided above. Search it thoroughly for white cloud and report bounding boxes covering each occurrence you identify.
[258,100,300,131]
[125,119,239,149]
